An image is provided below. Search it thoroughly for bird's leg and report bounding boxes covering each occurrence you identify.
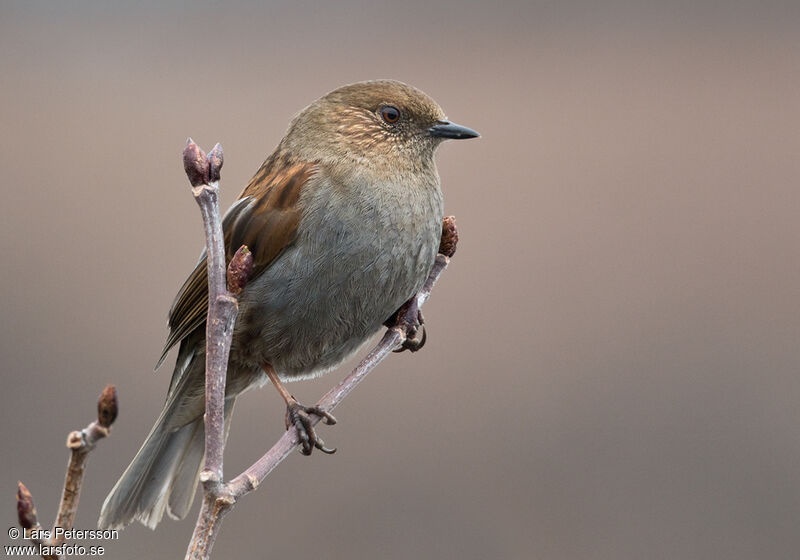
[384,297,427,352]
[263,364,337,456]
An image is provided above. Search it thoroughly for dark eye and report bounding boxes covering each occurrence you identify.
[379,105,400,124]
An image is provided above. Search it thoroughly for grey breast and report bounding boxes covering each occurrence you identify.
[234,172,443,381]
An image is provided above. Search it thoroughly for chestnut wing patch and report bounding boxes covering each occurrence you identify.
[156,157,316,368]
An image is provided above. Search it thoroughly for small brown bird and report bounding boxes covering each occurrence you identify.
[99,80,478,529]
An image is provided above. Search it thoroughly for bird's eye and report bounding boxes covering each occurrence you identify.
[379,105,401,124]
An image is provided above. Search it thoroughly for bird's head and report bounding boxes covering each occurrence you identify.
[281,80,479,169]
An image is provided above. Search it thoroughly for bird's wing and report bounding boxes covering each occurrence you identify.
[155,153,318,369]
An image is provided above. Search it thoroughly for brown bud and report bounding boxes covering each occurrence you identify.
[207,143,224,183]
[16,482,38,530]
[439,216,459,257]
[183,138,209,187]
[97,384,118,428]
[227,245,254,295]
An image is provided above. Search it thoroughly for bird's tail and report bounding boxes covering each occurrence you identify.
[98,386,235,530]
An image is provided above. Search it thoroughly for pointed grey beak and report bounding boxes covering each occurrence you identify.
[428,120,480,140]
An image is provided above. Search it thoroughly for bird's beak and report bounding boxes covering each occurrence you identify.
[428,120,480,140]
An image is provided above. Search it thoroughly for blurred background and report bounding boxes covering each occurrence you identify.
[2,1,799,559]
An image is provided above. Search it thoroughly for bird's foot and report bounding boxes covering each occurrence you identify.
[285,399,337,456]
[385,298,427,352]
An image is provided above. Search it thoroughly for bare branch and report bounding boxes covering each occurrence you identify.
[52,385,118,547]
[183,140,243,560]
[16,386,117,559]
[182,139,235,494]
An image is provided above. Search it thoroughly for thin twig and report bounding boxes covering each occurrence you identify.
[16,385,118,560]
[183,140,253,560]
[51,386,117,546]
[183,139,232,491]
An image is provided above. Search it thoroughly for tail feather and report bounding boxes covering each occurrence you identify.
[98,393,236,530]
[164,420,205,522]
[166,398,236,521]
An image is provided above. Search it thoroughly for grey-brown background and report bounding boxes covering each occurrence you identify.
[2,1,799,559]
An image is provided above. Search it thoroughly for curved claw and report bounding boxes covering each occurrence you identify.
[314,436,337,454]
[313,407,337,426]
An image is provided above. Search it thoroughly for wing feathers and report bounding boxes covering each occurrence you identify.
[155,155,317,368]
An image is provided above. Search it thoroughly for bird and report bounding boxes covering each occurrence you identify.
[98,79,478,530]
